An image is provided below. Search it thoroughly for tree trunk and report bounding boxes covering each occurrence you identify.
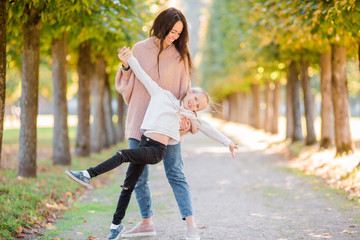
[285,71,294,139]
[331,44,353,155]
[228,93,239,122]
[300,59,316,145]
[90,54,106,153]
[240,91,250,125]
[222,98,230,121]
[251,83,261,129]
[18,5,41,177]
[289,61,303,142]
[271,81,281,134]
[51,33,71,165]
[74,41,92,156]
[358,43,360,117]
[264,81,273,132]
[319,52,334,149]
[117,93,125,142]
[103,74,115,147]
[0,0,6,166]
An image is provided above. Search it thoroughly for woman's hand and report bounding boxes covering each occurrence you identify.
[179,117,199,135]
[179,116,191,132]
[118,46,132,68]
[229,143,239,158]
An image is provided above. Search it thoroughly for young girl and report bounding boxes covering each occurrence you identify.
[66,52,238,240]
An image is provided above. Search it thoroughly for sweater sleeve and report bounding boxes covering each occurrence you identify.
[196,118,232,147]
[114,46,140,104]
[127,56,162,96]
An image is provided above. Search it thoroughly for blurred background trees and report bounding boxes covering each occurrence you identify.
[2,0,162,177]
[1,0,360,178]
[199,0,360,156]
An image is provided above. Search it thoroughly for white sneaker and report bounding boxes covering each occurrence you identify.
[122,222,156,237]
[185,226,200,240]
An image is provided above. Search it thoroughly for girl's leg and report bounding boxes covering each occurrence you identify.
[112,163,146,224]
[87,152,124,178]
[87,136,166,178]
[128,137,154,220]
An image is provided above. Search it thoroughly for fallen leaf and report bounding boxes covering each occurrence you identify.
[88,236,98,240]
[46,223,56,230]
[66,191,73,197]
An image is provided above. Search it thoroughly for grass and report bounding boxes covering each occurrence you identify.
[2,126,77,147]
[0,126,127,240]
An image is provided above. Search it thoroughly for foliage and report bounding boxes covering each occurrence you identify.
[5,0,160,103]
[199,0,360,99]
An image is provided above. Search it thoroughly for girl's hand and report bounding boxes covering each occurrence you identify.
[229,143,239,158]
[118,47,132,68]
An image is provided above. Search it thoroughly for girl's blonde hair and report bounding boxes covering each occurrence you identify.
[181,87,215,119]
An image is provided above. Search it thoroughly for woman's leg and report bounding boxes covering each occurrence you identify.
[163,143,200,240]
[162,143,195,222]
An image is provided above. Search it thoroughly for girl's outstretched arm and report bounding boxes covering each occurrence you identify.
[195,119,238,158]
[118,47,161,96]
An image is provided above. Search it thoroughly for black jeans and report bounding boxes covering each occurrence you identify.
[87,135,167,178]
[86,135,167,225]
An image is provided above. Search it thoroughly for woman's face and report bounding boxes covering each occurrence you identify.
[163,21,183,48]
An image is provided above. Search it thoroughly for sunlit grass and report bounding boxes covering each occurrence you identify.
[3,126,77,147]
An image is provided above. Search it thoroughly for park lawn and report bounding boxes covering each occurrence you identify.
[0,126,127,240]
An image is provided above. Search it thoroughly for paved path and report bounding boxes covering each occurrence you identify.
[38,118,360,240]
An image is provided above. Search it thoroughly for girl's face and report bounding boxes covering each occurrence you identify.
[183,91,208,112]
[163,21,183,48]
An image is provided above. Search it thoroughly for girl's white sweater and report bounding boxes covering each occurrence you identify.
[127,56,232,147]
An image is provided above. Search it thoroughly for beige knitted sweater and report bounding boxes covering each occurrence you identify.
[115,38,190,141]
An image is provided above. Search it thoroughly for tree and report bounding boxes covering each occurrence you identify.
[331,45,353,155]
[103,74,116,147]
[300,59,316,145]
[74,41,92,157]
[91,54,106,153]
[250,83,261,129]
[51,33,71,165]
[0,0,6,165]
[18,3,42,177]
[319,51,334,149]
[272,81,281,134]
[289,61,303,142]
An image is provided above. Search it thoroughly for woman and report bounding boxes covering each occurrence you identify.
[116,7,201,240]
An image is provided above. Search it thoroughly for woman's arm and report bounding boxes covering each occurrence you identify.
[115,47,140,104]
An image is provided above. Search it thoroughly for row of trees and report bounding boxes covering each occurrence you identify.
[1,0,163,177]
[199,0,360,156]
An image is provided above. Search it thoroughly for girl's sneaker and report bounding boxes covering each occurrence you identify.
[65,170,93,189]
[108,224,125,240]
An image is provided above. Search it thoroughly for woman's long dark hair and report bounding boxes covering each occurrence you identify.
[149,7,193,75]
